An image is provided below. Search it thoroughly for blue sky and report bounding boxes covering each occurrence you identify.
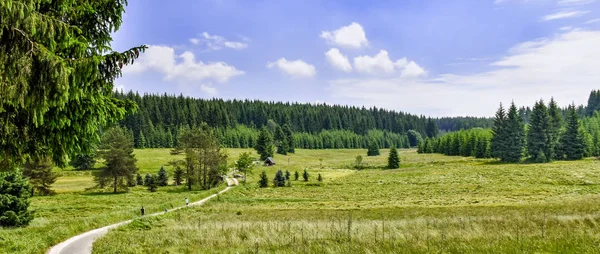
[112,0,600,117]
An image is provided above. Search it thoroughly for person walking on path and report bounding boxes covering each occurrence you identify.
[185,198,189,206]
[140,206,145,216]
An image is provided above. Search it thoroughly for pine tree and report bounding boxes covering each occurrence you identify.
[283,124,295,153]
[97,127,139,193]
[387,147,400,169]
[23,157,57,196]
[255,127,274,160]
[157,166,169,186]
[425,118,439,138]
[294,171,299,181]
[367,139,380,156]
[285,170,291,181]
[562,104,585,160]
[137,132,146,149]
[136,173,143,186]
[147,174,158,192]
[491,103,508,161]
[173,166,184,186]
[258,171,269,188]
[303,169,310,182]
[527,100,551,163]
[0,170,34,227]
[274,125,288,155]
[318,173,323,182]
[69,153,97,171]
[504,102,525,162]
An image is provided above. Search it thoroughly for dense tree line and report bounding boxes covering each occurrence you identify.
[418,128,493,158]
[436,117,494,132]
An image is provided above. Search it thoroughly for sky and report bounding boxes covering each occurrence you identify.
[112,0,600,117]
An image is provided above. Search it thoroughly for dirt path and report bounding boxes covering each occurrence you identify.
[46,178,238,254]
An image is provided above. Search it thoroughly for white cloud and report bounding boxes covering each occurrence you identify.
[267,58,316,78]
[325,48,352,72]
[189,32,249,51]
[542,10,589,21]
[352,50,426,77]
[558,0,596,5]
[321,22,369,48]
[585,18,600,24]
[200,83,218,96]
[122,45,244,83]
[329,29,600,117]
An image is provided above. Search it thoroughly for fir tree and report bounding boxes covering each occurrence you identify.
[157,166,169,186]
[258,171,269,188]
[273,170,286,187]
[23,157,57,196]
[548,98,564,160]
[387,146,400,169]
[504,102,525,162]
[70,153,97,171]
[285,170,291,181]
[274,125,288,155]
[97,127,139,193]
[137,131,147,149]
[147,174,158,192]
[294,171,300,181]
[367,139,380,156]
[527,100,551,163]
[425,118,439,138]
[255,127,275,160]
[283,124,295,153]
[562,104,585,160]
[136,173,143,186]
[303,168,310,182]
[144,173,152,186]
[0,170,33,227]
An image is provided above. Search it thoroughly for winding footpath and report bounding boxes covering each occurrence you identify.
[47,178,239,254]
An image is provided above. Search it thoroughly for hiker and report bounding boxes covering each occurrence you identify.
[141,206,145,216]
[185,197,189,206]
[164,208,167,214]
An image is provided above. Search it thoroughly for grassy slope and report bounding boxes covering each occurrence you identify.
[93,149,600,253]
[0,149,219,254]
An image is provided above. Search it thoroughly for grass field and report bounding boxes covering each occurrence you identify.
[90,149,600,253]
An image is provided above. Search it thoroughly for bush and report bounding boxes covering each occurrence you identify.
[0,170,34,227]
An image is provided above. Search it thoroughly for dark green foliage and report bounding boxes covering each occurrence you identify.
[527,100,552,163]
[354,155,364,170]
[173,166,184,186]
[258,171,268,188]
[235,152,254,183]
[144,173,152,186]
[562,105,585,160]
[137,132,146,149]
[157,167,169,186]
[317,173,323,182]
[407,130,423,147]
[437,117,494,132]
[273,170,286,187]
[97,127,139,193]
[586,90,600,116]
[136,173,143,186]
[504,102,525,162]
[0,170,33,227]
[491,104,508,160]
[303,169,309,182]
[283,124,295,153]
[23,157,57,196]
[294,171,299,181]
[147,174,158,192]
[285,170,291,181]
[426,118,439,138]
[422,128,492,159]
[255,127,274,160]
[274,125,288,155]
[387,147,400,169]
[367,139,380,156]
[69,153,97,171]
[548,98,564,160]
[0,0,145,168]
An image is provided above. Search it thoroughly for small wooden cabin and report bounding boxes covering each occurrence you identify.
[264,157,276,166]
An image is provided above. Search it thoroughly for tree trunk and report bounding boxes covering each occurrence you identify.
[114,175,118,193]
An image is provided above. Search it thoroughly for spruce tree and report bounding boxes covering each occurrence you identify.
[318,173,323,182]
[136,173,143,186]
[274,126,288,155]
[294,171,299,181]
[0,170,33,227]
[562,104,585,160]
[173,166,184,186]
[491,103,508,161]
[283,124,295,153]
[137,132,146,149]
[144,173,152,186]
[387,147,400,169]
[367,139,380,156]
[97,127,139,193]
[548,98,564,160]
[258,171,269,188]
[504,102,525,162]
[70,153,97,171]
[527,100,551,163]
[157,166,169,186]
[285,170,291,181]
[273,170,286,187]
[255,127,274,160]
[303,169,310,182]
[23,157,57,196]
[147,174,158,192]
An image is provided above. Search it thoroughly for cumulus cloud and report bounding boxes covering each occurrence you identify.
[189,32,248,51]
[558,0,596,5]
[122,45,244,83]
[325,48,352,72]
[267,58,316,78]
[321,22,369,48]
[200,83,218,96]
[329,29,600,117]
[542,10,589,21]
[352,50,426,77]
